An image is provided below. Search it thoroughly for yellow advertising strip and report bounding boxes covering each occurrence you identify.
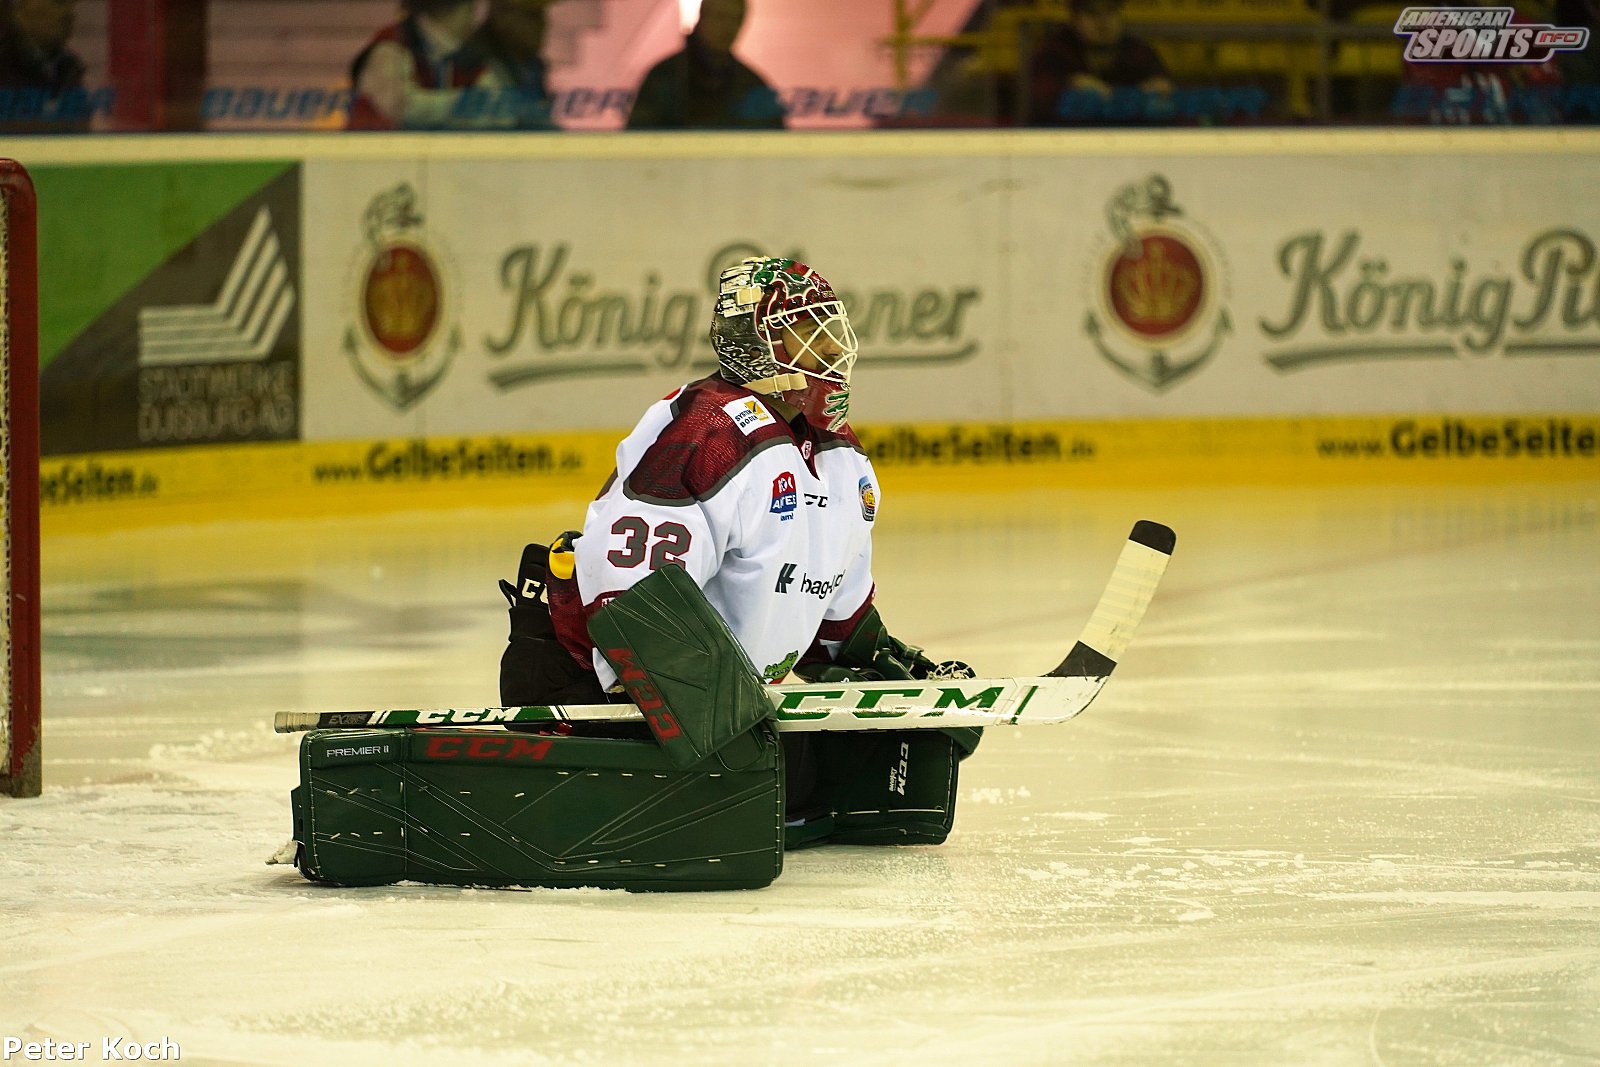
[867,415,1600,492]
[40,414,1600,536]
[11,128,1600,169]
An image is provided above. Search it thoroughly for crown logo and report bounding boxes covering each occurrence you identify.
[343,182,461,411]
[1113,242,1199,327]
[1085,174,1231,393]
[366,247,439,355]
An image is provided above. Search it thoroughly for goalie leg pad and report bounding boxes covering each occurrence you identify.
[780,734,840,849]
[290,723,784,892]
[811,730,965,846]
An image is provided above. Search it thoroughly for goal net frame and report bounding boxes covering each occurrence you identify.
[0,158,41,798]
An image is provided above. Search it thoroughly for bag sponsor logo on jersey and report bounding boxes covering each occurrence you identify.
[858,477,877,521]
[724,397,776,435]
[771,472,798,521]
[800,571,847,600]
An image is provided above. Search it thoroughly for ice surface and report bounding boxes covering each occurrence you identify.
[4,483,1598,1065]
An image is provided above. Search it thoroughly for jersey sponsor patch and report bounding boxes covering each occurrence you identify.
[775,561,797,593]
[859,477,877,521]
[723,397,776,435]
[799,570,846,600]
[771,472,798,521]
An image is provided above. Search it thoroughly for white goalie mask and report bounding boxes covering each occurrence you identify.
[710,257,859,432]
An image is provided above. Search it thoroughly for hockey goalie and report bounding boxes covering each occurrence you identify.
[282,257,1172,892]
[502,256,982,847]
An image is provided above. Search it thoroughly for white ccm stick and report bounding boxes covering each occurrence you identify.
[273,520,1175,735]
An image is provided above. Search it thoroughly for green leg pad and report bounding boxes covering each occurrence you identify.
[814,731,963,846]
[292,725,784,891]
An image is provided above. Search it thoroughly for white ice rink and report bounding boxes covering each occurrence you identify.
[4,480,1598,1066]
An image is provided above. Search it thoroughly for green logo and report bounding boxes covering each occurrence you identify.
[763,649,799,682]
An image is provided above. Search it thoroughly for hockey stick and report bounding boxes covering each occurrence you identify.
[273,520,1174,735]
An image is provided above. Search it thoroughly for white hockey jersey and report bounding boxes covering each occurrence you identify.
[552,375,880,689]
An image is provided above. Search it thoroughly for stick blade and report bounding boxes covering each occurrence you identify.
[1130,519,1177,555]
[1050,520,1175,679]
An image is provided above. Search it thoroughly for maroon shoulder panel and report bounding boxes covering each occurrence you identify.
[624,377,794,503]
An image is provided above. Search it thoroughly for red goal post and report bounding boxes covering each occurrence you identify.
[0,159,40,798]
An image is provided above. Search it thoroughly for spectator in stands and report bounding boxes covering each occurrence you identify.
[348,0,479,130]
[0,0,89,133]
[456,0,558,130]
[1024,0,1174,126]
[1552,0,1598,122]
[626,0,785,129]
[1397,58,1563,124]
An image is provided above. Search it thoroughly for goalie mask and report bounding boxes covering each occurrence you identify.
[710,257,859,433]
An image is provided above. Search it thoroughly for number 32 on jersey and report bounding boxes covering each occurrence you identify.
[607,517,693,570]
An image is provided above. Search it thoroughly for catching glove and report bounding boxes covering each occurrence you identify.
[796,604,974,684]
